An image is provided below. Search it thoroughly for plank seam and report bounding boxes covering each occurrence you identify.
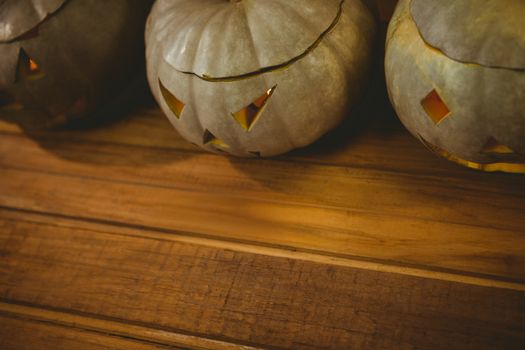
[1,129,520,197]
[2,206,525,291]
[1,164,522,234]
[0,300,269,350]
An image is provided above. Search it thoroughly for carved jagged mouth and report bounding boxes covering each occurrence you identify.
[418,135,525,174]
[174,0,345,82]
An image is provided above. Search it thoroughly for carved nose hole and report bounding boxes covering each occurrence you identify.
[0,90,14,107]
[158,79,185,119]
[0,90,23,111]
[232,85,276,132]
[17,48,45,81]
[421,89,450,124]
[53,96,88,124]
[203,129,229,150]
[482,137,514,154]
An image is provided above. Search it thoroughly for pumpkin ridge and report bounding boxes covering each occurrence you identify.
[238,1,262,77]
[188,5,234,78]
[169,0,346,82]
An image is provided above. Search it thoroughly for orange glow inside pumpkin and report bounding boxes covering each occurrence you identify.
[419,135,525,173]
[28,58,40,74]
[203,129,229,149]
[482,137,514,154]
[17,48,45,81]
[232,86,276,132]
[158,79,185,119]
[421,89,450,124]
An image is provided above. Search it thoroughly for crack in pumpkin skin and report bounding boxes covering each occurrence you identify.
[408,0,525,72]
[173,0,346,82]
[1,0,71,43]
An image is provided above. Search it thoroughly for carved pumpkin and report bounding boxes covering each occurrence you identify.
[146,0,376,157]
[385,0,525,173]
[0,0,152,128]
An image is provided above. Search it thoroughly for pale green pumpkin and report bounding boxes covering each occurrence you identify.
[146,0,376,157]
[385,0,525,173]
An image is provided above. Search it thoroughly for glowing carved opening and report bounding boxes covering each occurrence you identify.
[159,79,185,119]
[418,134,525,173]
[482,137,514,154]
[421,89,450,124]
[203,129,229,149]
[232,86,276,131]
[17,48,45,81]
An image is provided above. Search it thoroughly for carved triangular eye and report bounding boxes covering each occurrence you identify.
[421,89,450,124]
[232,86,276,131]
[203,129,229,149]
[482,137,514,154]
[159,79,185,119]
[17,48,45,81]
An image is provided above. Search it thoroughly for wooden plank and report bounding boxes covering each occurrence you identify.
[0,156,524,282]
[1,216,524,350]
[2,208,523,291]
[0,313,180,350]
[1,106,516,178]
[0,303,254,350]
[1,133,523,230]
[0,108,190,152]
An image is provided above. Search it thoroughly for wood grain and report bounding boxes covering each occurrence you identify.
[1,72,525,348]
[1,215,524,350]
[2,207,523,292]
[3,104,523,179]
[0,314,179,350]
[0,133,524,282]
[0,303,253,350]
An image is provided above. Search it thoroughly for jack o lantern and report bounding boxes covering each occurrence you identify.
[146,0,376,157]
[385,0,525,173]
[0,0,152,128]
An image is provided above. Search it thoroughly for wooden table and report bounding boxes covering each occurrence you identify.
[1,74,524,349]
